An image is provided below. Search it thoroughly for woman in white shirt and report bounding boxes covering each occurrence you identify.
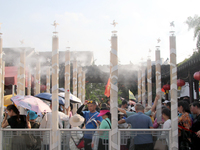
[162,108,171,129]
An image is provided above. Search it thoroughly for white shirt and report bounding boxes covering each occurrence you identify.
[40,111,69,129]
[163,119,171,129]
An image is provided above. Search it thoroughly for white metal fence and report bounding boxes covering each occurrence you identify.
[1,128,170,150]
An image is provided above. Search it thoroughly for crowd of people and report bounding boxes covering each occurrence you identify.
[1,95,200,150]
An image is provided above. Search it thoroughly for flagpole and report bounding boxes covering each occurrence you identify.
[147,58,152,106]
[155,45,162,122]
[110,29,118,150]
[170,29,178,150]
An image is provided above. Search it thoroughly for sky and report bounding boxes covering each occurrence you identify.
[0,0,199,66]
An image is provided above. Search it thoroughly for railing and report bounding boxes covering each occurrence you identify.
[118,129,171,150]
[1,129,51,150]
[1,128,171,150]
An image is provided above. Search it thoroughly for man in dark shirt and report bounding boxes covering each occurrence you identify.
[190,101,200,150]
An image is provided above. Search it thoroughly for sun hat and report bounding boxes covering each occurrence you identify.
[69,114,85,127]
[118,111,124,115]
[27,110,38,120]
[97,110,110,117]
[163,100,170,104]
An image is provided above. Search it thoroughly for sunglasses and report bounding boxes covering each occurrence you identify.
[87,101,94,104]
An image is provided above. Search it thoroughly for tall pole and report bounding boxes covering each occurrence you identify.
[27,71,31,95]
[51,31,59,150]
[82,71,85,103]
[78,66,82,102]
[141,63,146,107]
[155,46,162,122]
[137,69,142,102]
[147,58,152,106]
[73,59,77,114]
[35,62,40,95]
[46,67,50,93]
[0,30,3,146]
[1,61,4,117]
[19,50,26,114]
[17,67,20,94]
[110,30,118,150]
[170,30,178,150]
[65,49,70,110]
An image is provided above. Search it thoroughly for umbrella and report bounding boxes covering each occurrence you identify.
[58,92,82,103]
[50,88,65,93]
[4,94,16,106]
[35,92,65,105]
[11,95,51,114]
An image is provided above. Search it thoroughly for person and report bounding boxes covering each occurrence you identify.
[1,104,31,150]
[144,106,155,123]
[95,107,111,150]
[121,100,128,110]
[162,100,170,106]
[153,106,167,128]
[27,110,40,128]
[166,102,171,110]
[118,95,159,117]
[162,108,171,129]
[40,104,70,150]
[118,103,154,150]
[77,100,103,150]
[190,101,200,150]
[178,100,192,150]
[69,114,84,150]
[2,104,31,128]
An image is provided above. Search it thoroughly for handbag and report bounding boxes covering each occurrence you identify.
[71,136,84,149]
[154,138,168,150]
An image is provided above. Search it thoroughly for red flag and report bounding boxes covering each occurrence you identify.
[104,78,110,97]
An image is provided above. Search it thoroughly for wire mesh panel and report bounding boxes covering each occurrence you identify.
[119,129,170,150]
[60,129,110,150]
[2,129,50,150]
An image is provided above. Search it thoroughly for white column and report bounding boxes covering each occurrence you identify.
[46,67,50,93]
[73,59,77,114]
[138,69,142,102]
[147,58,152,106]
[110,30,118,150]
[155,46,162,122]
[1,61,5,116]
[35,62,40,95]
[51,32,59,150]
[170,31,178,150]
[27,71,31,95]
[78,67,82,101]
[17,67,20,94]
[65,50,70,109]
[141,64,146,107]
[19,50,25,114]
[82,71,85,103]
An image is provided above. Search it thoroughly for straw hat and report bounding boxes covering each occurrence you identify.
[69,114,85,127]
[118,111,124,115]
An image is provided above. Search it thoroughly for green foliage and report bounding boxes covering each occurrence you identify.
[185,15,200,50]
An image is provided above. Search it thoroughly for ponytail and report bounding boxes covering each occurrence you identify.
[7,104,21,123]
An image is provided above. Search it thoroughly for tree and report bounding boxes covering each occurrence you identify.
[185,15,200,50]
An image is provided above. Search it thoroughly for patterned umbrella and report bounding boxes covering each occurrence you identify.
[11,95,51,114]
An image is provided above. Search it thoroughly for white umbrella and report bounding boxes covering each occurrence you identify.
[58,92,82,104]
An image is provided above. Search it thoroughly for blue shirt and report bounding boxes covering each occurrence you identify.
[126,110,152,117]
[83,111,103,139]
[125,112,153,145]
